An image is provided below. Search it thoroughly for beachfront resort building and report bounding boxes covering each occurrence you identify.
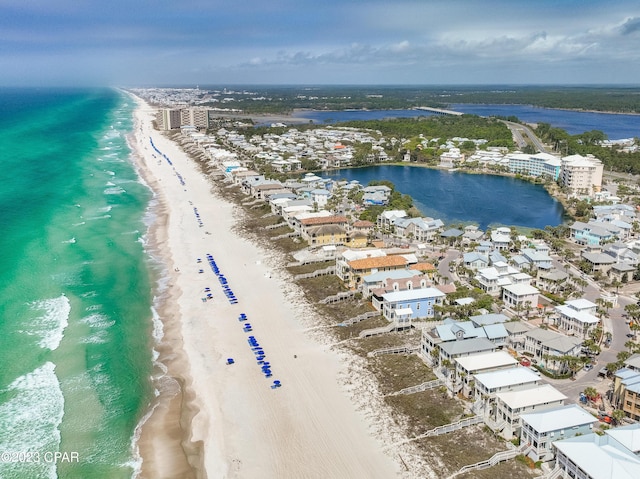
[507,152,562,180]
[157,108,182,130]
[560,154,604,196]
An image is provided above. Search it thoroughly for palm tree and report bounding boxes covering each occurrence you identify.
[583,387,599,402]
[612,409,626,425]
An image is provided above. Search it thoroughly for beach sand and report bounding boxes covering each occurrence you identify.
[129,97,401,479]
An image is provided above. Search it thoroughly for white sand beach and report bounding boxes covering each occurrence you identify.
[129,97,401,479]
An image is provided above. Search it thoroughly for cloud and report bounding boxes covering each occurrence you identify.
[619,16,640,35]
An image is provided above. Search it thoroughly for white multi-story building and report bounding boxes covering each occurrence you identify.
[494,384,566,439]
[507,152,561,180]
[560,154,604,196]
[555,299,600,339]
[520,404,598,463]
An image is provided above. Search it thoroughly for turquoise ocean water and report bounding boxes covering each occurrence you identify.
[0,89,155,478]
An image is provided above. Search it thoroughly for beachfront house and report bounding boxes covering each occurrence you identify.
[453,350,518,397]
[421,320,499,370]
[361,269,424,299]
[552,423,640,479]
[298,215,348,245]
[492,384,567,440]
[519,405,598,463]
[380,288,445,324]
[335,249,409,289]
[473,367,543,421]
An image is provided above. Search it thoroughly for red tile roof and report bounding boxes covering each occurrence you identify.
[300,215,348,226]
[348,255,408,270]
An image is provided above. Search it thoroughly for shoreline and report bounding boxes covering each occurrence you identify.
[129,96,403,478]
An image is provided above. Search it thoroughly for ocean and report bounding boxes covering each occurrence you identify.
[0,88,155,478]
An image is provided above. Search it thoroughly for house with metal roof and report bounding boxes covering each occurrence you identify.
[453,351,518,396]
[427,337,497,374]
[361,269,423,298]
[520,405,598,463]
[612,367,640,422]
[502,283,539,314]
[493,384,567,439]
[469,313,510,327]
[555,298,601,339]
[524,328,583,373]
[552,423,640,479]
[381,288,445,323]
[463,252,490,271]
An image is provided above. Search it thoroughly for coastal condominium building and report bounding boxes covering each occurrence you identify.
[156,107,212,130]
[560,154,604,196]
[157,108,182,130]
[180,108,210,129]
[507,152,561,180]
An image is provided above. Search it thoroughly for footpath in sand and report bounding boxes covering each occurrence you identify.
[130,97,401,479]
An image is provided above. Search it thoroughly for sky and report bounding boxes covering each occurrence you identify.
[1,0,640,86]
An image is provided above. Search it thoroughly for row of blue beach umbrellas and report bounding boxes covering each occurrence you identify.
[149,137,172,166]
[241,314,281,389]
[149,137,185,186]
[205,253,238,304]
[193,207,204,227]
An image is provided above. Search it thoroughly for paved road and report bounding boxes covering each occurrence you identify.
[501,120,550,153]
[545,254,634,406]
[436,247,462,284]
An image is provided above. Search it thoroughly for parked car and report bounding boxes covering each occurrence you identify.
[584,364,594,371]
